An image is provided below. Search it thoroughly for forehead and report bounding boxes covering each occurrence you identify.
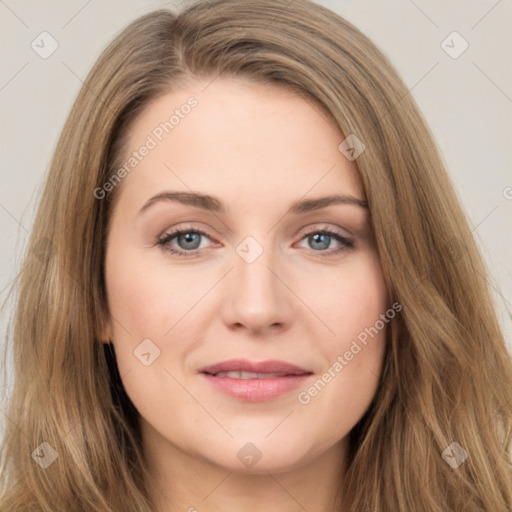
[115,77,365,214]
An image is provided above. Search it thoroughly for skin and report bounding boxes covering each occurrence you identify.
[102,77,390,512]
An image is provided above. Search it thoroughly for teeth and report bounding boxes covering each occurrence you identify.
[214,371,289,379]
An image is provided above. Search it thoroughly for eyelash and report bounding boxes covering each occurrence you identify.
[156,224,355,258]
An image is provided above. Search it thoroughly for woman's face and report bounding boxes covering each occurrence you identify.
[103,77,390,475]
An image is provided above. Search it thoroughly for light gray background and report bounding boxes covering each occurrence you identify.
[1,0,511,356]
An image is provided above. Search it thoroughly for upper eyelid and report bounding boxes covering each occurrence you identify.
[296,223,350,238]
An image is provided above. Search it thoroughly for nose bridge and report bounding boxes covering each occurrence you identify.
[222,233,292,333]
[234,234,280,305]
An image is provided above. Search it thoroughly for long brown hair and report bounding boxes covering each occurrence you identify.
[1,0,511,510]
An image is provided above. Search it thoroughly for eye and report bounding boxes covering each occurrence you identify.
[295,226,354,256]
[157,225,215,257]
[156,224,355,258]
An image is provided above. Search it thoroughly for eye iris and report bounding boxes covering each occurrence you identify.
[309,233,331,250]
[178,232,201,250]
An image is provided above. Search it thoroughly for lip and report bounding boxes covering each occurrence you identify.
[199,358,311,376]
[199,358,313,402]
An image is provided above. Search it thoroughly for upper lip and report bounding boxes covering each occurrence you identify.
[199,358,312,376]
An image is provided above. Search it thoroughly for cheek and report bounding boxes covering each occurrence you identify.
[334,253,389,379]
[307,251,389,342]
[105,249,200,339]
[104,240,229,411]
[296,251,389,421]
[103,252,199,421]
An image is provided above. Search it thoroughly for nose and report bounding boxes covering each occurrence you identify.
[220,240,294,336]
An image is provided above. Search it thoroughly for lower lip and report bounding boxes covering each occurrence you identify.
[201,373,312,402]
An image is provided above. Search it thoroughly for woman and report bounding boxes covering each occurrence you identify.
[1,0,511,510]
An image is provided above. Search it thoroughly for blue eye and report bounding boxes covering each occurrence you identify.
[297,230,354,255]
[157,227,212,257]
[156,225,354,257]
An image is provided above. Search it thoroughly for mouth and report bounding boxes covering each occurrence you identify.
[199,359,313,402]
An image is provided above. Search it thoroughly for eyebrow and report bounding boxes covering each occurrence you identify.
[137,191,368,216]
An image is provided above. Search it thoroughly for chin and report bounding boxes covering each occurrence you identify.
[195,434,319,475]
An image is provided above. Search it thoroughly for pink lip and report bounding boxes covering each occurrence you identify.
[199,358,310,375]
[199,358,313,402]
